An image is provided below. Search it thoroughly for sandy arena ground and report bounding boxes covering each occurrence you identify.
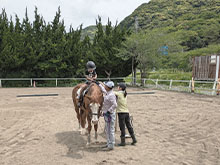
[0,87,220,165]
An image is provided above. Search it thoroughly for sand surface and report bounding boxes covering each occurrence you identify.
[0,87,220,165]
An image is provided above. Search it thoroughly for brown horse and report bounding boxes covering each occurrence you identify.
[72,82,103,145]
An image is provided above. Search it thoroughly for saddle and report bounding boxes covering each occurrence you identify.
[77,83,93,108]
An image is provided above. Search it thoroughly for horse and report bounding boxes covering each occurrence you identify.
[72,82,104,145]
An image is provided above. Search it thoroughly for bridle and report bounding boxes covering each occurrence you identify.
[88,103,101,119]
[80,100,100,119]
[89,112,99,119]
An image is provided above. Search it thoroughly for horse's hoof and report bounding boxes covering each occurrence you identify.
[86,142,91,146]
[79,128,89,135]
[80,131,85,135]
[80,129,86,135]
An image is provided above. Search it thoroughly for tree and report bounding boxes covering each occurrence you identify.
[118,29,183,85]
[0,8,131,80]
[91,17,130,78]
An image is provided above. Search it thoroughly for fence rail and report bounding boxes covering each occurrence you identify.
[0,77,219,95]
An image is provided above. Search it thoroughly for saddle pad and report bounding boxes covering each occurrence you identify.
[76,88,82,98]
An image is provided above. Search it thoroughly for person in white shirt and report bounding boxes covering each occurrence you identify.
[99,81,117,151]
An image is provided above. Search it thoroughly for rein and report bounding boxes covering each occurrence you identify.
[90,112,99,116]
[89,111,100,119]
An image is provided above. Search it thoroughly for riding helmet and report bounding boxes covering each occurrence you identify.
[86,61,96,69]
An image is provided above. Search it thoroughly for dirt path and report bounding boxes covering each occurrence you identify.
[0,87,220,165]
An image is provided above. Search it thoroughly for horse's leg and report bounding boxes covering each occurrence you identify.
[73,104,81,132]
[72,86,82,132]
[94,124,98,143]
[87,119,92,145]
[75,106,81,132]
[80,109,87,135]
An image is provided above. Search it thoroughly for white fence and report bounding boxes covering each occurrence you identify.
[142,79,218,95]
[0,77,219,95]
[0,77,127,88]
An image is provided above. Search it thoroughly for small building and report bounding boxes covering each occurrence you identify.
[192,55,220,81]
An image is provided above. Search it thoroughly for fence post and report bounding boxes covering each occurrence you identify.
[0,79,2,88]
[217,78,220,95]
[214,56,220,95]
[33,81,36,87]
[144,79,146,87]
[189,80,191,88]
[212,80,217,95]
[156,79,158,88]
[191,77,195,93]
[56,78,58,87]
[169,80,173,90]
[31,79,33,87]
[188,80,191,92]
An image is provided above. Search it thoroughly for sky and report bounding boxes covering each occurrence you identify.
[1,0,150,30]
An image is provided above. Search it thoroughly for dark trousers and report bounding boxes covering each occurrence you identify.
[118,113,134,138]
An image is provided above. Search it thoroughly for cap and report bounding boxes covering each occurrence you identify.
[118,82,126,90]
[104,81,114,89]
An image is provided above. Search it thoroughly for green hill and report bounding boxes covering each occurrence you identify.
[120,0,220,50]
[81,25,106,40]
[81,25,97,40]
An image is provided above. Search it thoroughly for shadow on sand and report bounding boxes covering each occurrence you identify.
[55,131,107,159]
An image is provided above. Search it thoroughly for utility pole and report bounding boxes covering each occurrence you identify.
[132,16,139,85]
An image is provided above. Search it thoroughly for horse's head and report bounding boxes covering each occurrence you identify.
[89,102,101,125]
[84,83,103,125]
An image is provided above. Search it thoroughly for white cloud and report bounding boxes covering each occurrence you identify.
[1,0,150,29]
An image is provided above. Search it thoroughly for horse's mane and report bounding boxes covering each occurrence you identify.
[86,83,103,102]
[88,83,100,93]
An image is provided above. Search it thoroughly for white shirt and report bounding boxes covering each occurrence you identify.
[99,84,117,113]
